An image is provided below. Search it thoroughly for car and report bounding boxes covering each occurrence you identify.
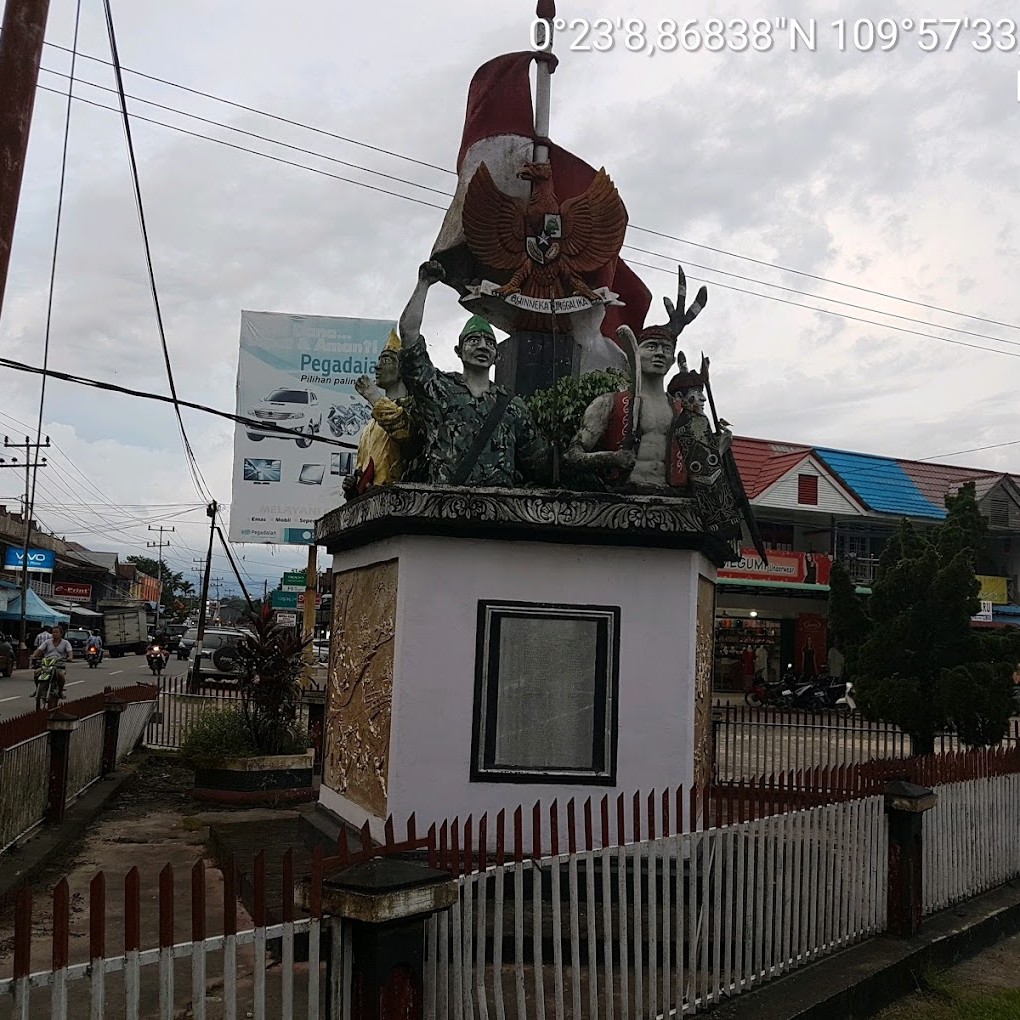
[246,387,323,448]
[64,628,91,653]
[163,624,188,652]
[312,639,329,664]
[187,628,252,690]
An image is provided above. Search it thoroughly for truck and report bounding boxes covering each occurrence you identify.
[102,606,149,657]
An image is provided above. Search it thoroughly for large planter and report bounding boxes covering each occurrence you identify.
[192,748,315,805]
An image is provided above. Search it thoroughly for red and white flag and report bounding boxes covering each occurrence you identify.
[431,51,651,348]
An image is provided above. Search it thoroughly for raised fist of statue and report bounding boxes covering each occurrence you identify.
[418,260,446,285]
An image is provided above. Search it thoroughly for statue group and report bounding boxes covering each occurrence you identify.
[343,257,743,538]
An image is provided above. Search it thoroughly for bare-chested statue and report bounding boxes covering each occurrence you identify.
[565,267,713,494]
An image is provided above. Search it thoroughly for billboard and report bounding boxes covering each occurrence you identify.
[228,311,396,544]
[3,547,55,573]
[718,549,832,586]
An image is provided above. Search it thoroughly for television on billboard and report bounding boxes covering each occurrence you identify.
[228,311,396,545]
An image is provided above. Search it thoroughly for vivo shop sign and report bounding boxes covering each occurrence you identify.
[3,548,55,573]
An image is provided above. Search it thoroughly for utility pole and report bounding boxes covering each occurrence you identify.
[3,435,49,663]
[0,0,53,322]
[146,525,174,633]
[209,577,223,623]
[190,501,217,687]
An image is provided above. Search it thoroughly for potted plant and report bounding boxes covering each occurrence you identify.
[182,606,315,804]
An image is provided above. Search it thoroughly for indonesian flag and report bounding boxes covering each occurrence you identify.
[431,51,651,349]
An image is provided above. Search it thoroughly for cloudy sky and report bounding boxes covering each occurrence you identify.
[1,0,1019,590]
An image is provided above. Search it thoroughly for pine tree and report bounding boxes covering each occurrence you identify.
[829,482,1014,754]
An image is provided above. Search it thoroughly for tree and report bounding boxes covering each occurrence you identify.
[126,555,194,623]
[830,482,1014,755]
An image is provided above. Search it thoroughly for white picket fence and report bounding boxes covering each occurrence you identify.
[923,772,1020,917]
[424,796,887,1018]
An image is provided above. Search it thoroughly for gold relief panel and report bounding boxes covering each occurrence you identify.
[693,575,716,788]
[323,559,398,818]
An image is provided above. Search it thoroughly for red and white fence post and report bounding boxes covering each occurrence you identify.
[101,697,126,777]
[45,712,77,823]
[884,779,937,936]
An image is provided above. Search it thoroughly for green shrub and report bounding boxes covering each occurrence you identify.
[180,707,309,766]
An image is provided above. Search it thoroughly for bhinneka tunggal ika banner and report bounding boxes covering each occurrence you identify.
[228,310,396,545]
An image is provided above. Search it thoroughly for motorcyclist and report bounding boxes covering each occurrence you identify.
[85,630,104,662]
[30,624,73,698]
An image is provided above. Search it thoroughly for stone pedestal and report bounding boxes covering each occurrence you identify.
[316,484,732,845]
[494,331,577,398]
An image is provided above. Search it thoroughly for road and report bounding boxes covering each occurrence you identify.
[0,652,190,721]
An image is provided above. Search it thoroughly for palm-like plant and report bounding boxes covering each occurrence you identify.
[233,604,310,755]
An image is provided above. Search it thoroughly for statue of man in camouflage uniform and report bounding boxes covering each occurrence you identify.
[397,261,550,487]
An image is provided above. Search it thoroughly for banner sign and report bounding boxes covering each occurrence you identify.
[972,600,994,623]
[976,574,1009,604]
[271,590,322,610]
[228,310,396,545]
[54,582,93,602]
[281,570,306,593]
[3,547,55,573]
[718,549,832,586]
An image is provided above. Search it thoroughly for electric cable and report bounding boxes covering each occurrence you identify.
[100,0,212,503]
[32,40,1020,335]
[32,82,1020,360]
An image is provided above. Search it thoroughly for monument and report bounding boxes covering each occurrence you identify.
[315,4,762,843]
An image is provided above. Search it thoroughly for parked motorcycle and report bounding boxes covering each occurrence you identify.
[835,681,857,716]
[745,672,790,709]
[146,644,169,676]
[33,655,62,711]
[85,646,102,670]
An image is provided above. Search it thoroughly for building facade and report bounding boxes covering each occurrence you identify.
[714,437,1020,691]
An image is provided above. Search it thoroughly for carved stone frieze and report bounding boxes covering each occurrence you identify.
[323,559,398,818]
[319,483,739,563]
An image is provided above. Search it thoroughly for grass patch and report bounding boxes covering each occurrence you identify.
[883,970,1020,1019]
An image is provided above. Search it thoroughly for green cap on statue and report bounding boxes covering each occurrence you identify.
[459,314,495,342]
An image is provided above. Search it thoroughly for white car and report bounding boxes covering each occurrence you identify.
[247,388,323,448]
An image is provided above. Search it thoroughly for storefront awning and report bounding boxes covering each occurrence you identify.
[48,602,103,618]
[0,589,70,626]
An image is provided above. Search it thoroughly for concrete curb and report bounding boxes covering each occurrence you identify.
[710,879,1020,1019]
[0,769,137,912]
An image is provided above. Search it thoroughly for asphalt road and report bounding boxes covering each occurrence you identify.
[0,652,190,721]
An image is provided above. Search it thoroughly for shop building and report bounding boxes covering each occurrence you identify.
[715,437,1020,692]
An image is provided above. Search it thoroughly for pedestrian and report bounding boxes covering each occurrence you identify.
[33,626,51,650]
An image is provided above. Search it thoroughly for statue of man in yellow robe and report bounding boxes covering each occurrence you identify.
[342,330,410,498]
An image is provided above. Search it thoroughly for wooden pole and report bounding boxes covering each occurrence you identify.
[0,0,53,322]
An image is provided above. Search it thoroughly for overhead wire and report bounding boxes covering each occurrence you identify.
[33,40,1020,336]
[31,82,1020,360]
[99,0,212,503]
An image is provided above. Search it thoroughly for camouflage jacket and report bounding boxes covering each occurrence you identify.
[402,335,550,487]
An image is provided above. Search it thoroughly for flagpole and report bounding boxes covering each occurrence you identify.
[533,0,556,163]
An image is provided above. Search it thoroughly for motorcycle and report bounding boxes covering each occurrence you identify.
[745,671,790,709]
[835,681,857,716]
[33,654,62,711]
[85,646,102,669]
[146,644,169,676]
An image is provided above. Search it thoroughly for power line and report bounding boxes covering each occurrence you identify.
[918,438,1020,462]
[0,354,367,442]
[34,40,1020,336]
[100,0,212,504]
[32,83,1020,361]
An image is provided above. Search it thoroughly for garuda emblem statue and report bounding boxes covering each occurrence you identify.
[462,159,628,325]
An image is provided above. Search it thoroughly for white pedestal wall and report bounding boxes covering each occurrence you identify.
[319,533,716,845]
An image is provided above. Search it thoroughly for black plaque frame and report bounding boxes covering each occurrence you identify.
[470,599,621,785]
